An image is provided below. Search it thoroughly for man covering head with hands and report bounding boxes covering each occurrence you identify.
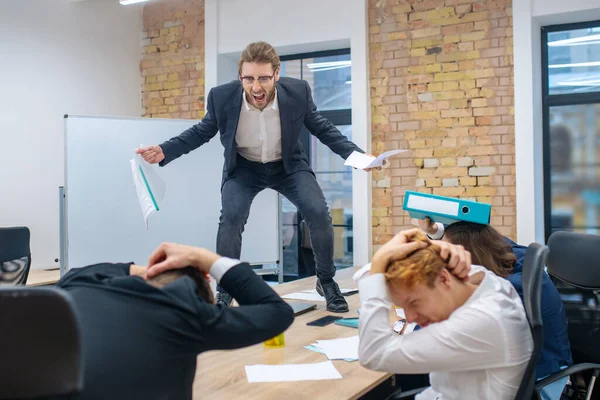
[357,229,533,400]
[55,243,293,400]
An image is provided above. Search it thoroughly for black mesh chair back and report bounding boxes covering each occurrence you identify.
[515,243,549,400]
[0,227,32,285]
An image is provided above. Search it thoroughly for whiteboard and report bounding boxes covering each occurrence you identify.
[64,115,280,269]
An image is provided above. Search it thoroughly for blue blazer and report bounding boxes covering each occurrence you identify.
[504,238,573,378]
[158,77,363,181]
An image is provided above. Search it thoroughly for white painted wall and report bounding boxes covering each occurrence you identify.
[513,0,600,245]
[205,0,372,265]
[532,0,600,20]
[216,0,354,55]
[0,0,143,269]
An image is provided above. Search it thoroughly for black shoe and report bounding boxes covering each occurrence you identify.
[216,290,233,307]
[316,279,349,313]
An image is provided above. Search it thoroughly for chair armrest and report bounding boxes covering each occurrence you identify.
[535,363,600,390]
[386,387,428,400]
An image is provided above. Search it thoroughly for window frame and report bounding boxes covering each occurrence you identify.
[279,48,353,276]
[541,20,600,241]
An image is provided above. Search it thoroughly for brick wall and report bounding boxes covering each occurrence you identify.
[369,0,515,248]
[141,0,205,119]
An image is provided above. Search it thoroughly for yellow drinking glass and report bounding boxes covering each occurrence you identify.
[264,332,285,348]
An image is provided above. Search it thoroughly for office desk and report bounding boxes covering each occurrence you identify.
[26,269,60,286]
[192,266,392,400]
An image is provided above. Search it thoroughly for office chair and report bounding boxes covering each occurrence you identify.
[515,242,549,400]
[385,243,549,400]
[0,226,32,285]
[0,287,83,399]
[533,231,600,400]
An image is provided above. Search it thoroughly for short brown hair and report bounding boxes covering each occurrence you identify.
[385,231,448,289]
[238,42,280,75]
[443,222,515,278]
[147,267,214,303]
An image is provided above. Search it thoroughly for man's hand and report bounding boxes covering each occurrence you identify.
[432,240,471,281]
[364,154,386,172]
[370,228,471,280]
[145,242,221,278]
[136,145,165,164]
[371,228,427,274]
[418,217,439,236]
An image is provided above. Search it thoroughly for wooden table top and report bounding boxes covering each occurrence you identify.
[26,269,60,286]
[192,266,391,400]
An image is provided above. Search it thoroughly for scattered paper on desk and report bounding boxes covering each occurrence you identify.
[130,153,166,230]
[300,288,358,295]
[315,335,359,361]
[283,288,358,302]
[304,345,356,362]
[245,361,342,383]
[281,292,325,302]
[344,149,408,170]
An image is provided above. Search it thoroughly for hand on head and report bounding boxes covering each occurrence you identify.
[371,228,471,280]
[145,242,221,279]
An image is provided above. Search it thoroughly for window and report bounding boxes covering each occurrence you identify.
[542,21,600,240]
[279,49,353,279]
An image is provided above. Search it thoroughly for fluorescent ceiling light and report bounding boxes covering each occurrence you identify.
[557,79,600,87]
[548,34,600,47]
[306,60,351,72]
[345,80,352,84]
[549,61,600,69]
[120,0,149,5]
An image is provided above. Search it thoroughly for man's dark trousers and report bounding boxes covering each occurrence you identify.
[217,155,335,281]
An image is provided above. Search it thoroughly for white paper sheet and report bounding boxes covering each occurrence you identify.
[281,292,326,302]
[245,361,343,383]
[315,335,359,361]
[130,153,166,230]
[304,344,356,362]
[300,288,358,295]
[344,149,408,170]
[283,288,358,302]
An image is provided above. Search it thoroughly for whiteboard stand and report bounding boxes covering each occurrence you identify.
[250,194,284,284]
[278,193,284,283]
[58,186,66,278]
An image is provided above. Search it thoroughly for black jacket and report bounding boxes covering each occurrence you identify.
[158,77,363,181]
[56,262,294,400]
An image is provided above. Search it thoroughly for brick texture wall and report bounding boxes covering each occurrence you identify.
[141,0,205,119]
[369,0,515,248]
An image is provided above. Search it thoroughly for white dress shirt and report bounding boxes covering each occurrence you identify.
[357,265,533,400]
[235,91,282,163]
[209,257,240,283]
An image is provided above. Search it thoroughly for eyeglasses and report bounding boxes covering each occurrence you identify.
[240,69,277,85]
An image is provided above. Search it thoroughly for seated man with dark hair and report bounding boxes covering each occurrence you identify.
[56,243,294,400]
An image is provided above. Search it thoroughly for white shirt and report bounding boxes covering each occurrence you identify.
[357,265,533,400]
[209,257,240,283]
[235,91,282,163]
